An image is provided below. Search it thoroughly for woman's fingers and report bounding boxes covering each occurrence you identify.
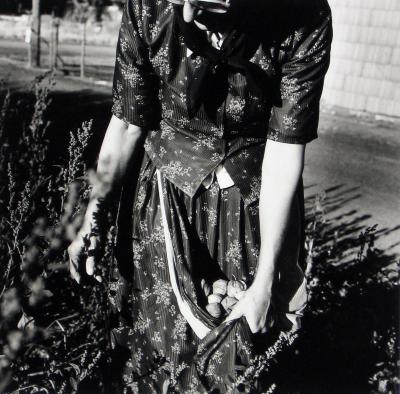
[69,256,81,284]
[224,301,259,333]
[94,275,103,283]
[260,325,268,334]
[224,299,245,322]
[67,234,102,284]
[85,236,102,283]
[68,243,82,284]
[86,257,103,282]
[86,256,95,276]
[223,291,270,333]
[243,314,258,334]
[85,236,97,276]
[183,1,196,22]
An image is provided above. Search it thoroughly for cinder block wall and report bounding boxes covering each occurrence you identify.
[322,0,400,117]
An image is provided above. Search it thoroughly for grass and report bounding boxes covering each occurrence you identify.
[0,13,120,47]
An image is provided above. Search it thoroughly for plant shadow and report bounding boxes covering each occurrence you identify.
[267,185,399,394]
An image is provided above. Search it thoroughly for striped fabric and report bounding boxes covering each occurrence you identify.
[111,0,333,205]
[109,154,306,392]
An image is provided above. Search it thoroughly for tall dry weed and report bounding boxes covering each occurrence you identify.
[0,74,114,393]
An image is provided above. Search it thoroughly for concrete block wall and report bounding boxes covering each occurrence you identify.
[322,0,400,117]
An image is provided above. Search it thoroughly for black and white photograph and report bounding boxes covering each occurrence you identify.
[0,0,399,392]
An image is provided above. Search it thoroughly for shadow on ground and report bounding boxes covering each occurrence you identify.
[264,185,399,394]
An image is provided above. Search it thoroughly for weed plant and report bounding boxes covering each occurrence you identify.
[0,74,113,393]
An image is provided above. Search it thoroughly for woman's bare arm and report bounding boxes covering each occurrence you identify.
[226,140,305,332]
[254,140,305,289]
[68,115,147,283]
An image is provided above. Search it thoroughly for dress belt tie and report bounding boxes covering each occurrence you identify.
[157,169,211,339]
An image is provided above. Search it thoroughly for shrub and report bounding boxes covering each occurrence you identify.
[0,74,114,393]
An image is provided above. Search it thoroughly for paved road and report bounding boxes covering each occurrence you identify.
[304,109,400,256]
[1,54,399,256]
[0,39,115,64]
[0,39,115,81]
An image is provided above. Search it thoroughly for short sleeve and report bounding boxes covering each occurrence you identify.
[111,0,160,128]
[267,7,333,144]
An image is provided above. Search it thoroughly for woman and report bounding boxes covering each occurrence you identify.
[68,0,332,391]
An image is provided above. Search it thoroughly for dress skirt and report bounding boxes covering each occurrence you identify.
[108,152,307,394]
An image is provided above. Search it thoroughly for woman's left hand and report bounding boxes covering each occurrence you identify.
[224,284,272,334]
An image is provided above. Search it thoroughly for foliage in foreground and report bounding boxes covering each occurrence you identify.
[0,75,398,393]
[0,74,112,393]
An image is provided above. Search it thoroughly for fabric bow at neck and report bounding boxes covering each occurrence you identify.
[173,5,279,120]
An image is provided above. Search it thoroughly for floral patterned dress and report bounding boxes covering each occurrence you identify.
[107,0,332,392]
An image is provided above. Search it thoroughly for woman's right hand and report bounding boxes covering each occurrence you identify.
[66,116,147,284]
[68,227,102,284]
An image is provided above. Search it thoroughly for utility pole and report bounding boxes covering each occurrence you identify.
[30,0,41,68]
[50,12,60,69]
[80,20,87,79]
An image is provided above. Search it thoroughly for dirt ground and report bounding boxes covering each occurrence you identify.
[1,57,399,258]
